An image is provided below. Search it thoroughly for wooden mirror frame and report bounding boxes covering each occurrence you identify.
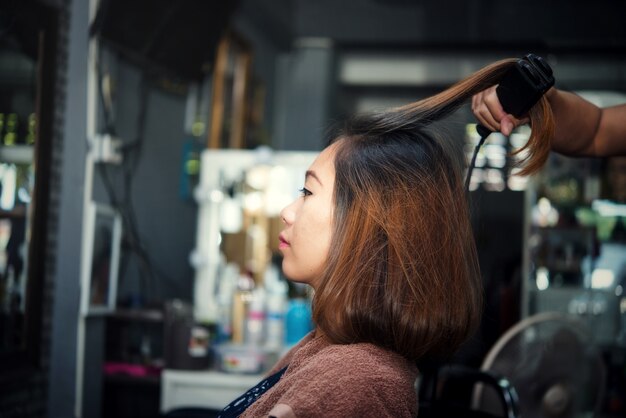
[208,31,252,149]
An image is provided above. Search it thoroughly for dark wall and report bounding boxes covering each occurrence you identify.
[295,0,426,43]
[236,0,293,51]
[293,0,626,47]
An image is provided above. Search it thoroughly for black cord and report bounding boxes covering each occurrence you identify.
[91,5,153,303]
[94,54,153,300]
[125,76,162,301]
[464,124,491,192]
[93,51,182,303]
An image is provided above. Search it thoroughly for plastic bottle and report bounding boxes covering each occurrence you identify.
[264,270,288,351]
[231,273,255,344]
[285,298,313,346]
[245,288,266,346]
[216,263,239,343]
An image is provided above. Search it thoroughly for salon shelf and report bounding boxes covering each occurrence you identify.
[102,313,165,416]
[0,145,34,164]
[107,308,164,323]
[0,207,27,219]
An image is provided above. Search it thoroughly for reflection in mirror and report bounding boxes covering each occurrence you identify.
[0,39,37,357]
[0,0,56,371]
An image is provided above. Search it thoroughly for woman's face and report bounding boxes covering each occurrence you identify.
[278,143,337,288]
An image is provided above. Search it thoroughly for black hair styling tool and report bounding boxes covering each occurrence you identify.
[465,53,555,192]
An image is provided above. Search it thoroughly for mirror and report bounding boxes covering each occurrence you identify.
[0,0,57,371]
[82,202,122,315]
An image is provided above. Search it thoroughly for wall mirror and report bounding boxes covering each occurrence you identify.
[0,0,57,374]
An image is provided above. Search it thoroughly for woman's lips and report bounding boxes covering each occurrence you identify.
[278,234,290,249]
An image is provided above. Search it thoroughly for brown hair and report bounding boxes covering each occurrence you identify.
[312,58,554,361]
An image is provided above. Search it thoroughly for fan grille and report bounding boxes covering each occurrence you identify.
[475,312,605,418]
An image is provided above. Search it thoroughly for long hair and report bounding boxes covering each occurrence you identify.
[312,58,554,361]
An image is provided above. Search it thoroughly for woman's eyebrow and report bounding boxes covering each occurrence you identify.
[305,170,323,186]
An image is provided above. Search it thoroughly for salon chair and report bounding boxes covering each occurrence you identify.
[417,364,519,418]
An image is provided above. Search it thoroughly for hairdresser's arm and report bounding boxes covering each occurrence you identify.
[472,86,626,157]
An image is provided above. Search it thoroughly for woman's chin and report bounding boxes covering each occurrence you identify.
[281,267,309,286]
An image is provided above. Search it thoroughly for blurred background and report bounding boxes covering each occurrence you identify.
[0,0,625,417]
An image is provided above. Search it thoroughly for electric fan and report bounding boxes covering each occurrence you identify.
[473,312,606,418]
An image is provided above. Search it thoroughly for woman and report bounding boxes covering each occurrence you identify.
[218,58,554,418]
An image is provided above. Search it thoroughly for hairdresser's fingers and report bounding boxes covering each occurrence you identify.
[499,115,515,136]
[481,86,511,130]
[471,92,493,129]
[499,112,531,136]
[474,87,530,136]
[472,89,501,132]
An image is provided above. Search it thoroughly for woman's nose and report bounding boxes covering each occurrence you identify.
[280,200,297,225]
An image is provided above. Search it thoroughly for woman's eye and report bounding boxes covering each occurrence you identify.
[299,187,312,197]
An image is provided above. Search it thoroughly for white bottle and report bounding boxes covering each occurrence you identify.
[232,273,255,344]
[264,265,288,351]
[216,263,239,342]
[246,288,266,346]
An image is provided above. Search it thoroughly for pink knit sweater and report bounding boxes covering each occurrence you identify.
[240,331,419,417]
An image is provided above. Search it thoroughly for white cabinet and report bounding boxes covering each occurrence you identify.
[160,369,264,413]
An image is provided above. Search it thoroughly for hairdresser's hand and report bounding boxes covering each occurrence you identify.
[472,86,529,136]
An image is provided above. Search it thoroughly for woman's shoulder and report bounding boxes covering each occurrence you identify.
[278,340,418,417]
[291,337,418,385]
[242,336,419,418]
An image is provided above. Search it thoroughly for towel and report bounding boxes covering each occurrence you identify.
[240,331,419,417]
